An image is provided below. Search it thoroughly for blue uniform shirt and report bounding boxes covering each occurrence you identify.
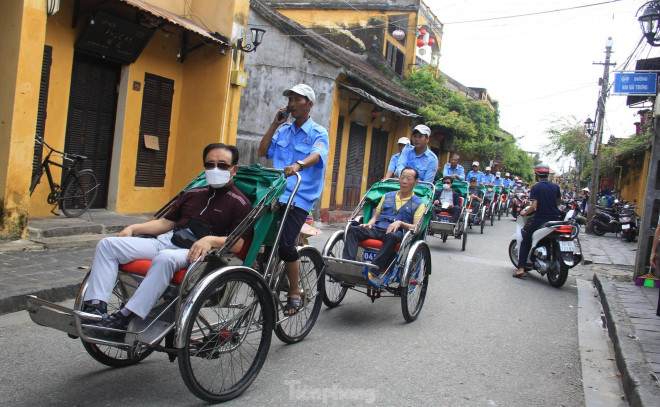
[442,163,465,181]
[529,180,560,220]
[267,117,329,212]
[396,145,438,183]
[493,177,503,187]
[387,153,401,175]
[483,173,495,185]
[503,178,512,188]
[466,170,484,184]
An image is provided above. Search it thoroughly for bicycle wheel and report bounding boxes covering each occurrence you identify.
[401,243,430,322]
[178,270,274,403]
[274,247,324,344]
[60,169,99,217]
[322,232,348,308]
[80,275,153,367]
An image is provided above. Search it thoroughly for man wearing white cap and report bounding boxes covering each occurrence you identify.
[395,124,438,183]
[466,161,484,185]
[384,137,411,179]
[442,153,465,181]
[483,166,495,186]
[493,171,504,187]
[502,172,512,189]
[259,83,329,315]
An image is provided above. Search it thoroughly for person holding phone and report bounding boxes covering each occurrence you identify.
[258,84,329,315]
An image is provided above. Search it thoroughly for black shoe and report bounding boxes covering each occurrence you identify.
[81,301,107,324]
[100,311,134,331]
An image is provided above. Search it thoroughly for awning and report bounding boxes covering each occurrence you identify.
[339,84,420,118]
[118,0,229,46]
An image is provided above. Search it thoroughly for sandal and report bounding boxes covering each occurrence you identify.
[512,271,527,279]
[283,296,302,316]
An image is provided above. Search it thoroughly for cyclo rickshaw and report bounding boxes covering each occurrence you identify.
[471,183,487,234]
[26,164,325,403]
[428,179,470,251]
[492,185,505,221]
[322,178,434,322]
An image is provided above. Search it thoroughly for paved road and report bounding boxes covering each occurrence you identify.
[0,216,596,406]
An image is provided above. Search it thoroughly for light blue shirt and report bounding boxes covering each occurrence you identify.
[387,153,401,174]
[503,178,512,188]
[442,163,465,181]
[466,170,484,184]
[396,146,438,183]
[493,177,504,187]
[267,117,329,212]
[483,173,495,185]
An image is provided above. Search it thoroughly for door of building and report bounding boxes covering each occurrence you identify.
[367,128,389,188]
[342,122,366,210]
[63,52,120,208]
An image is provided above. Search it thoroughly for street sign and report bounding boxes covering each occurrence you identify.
[613,72,657,95]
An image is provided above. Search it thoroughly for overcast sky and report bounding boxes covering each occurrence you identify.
[426,0,660,172]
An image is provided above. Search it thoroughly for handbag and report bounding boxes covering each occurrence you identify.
[171,218,212,249]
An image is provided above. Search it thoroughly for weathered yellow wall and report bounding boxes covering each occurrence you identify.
[0,0,47,237]
[320,81,342,214]
[617,149,650,217]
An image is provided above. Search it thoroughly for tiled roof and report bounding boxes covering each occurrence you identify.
[252,0,422,110]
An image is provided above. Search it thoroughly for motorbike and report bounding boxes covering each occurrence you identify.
[510,192,528,219]
[508,213,583,288]
[590,202,639,241]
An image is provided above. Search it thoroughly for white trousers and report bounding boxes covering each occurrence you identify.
[83,233,189,319]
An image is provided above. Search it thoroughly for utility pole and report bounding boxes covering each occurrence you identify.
[587,38,616,230]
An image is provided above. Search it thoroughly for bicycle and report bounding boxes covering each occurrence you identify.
[30,136,100,217]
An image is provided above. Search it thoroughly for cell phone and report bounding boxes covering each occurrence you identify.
[278,108,290,120]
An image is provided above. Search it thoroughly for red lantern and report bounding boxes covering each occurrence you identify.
[428,37,436,46]
[418,28,427,36]
[416,38,425,47]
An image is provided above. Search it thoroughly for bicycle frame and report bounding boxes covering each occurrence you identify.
[30,146,76,197]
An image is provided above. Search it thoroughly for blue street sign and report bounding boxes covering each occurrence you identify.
[613,73,657,95]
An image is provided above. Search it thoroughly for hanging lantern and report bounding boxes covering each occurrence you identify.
[428,37,436,46]
[418,28,427,36]
[416,38,425,47]
[392,28,405,41]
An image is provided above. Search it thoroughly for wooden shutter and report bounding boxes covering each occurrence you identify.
[342,122,366,209]
[135,73,174,187]
[367,128,389,188]
[329,116,344,210]
[33,45,53,174]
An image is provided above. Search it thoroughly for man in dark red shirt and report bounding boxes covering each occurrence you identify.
[82,143,252,331]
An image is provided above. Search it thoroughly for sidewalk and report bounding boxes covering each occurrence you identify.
[578,230,660,406]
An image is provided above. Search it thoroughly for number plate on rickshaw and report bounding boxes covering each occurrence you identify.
[621,224,630,230]
[559,241,574,252]
[363,250,377,262]
[440,218,450,223]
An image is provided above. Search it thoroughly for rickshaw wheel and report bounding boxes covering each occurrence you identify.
[462,225,468,251]
[490,209,494,226]
[401,243,430,322]
[80,276,154,367]
[275,247,325,344]
[442,234,448,243]
[480,208,485,234]
[322,232,348,308]
[178,270,274,403]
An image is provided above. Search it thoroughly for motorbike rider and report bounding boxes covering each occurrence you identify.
[513,164,561,279]
[512,180,526,195]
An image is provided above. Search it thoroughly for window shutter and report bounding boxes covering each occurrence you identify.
[33,45,53,174]
[135,73,174,187]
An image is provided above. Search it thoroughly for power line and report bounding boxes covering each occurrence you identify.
[443,0,622,24]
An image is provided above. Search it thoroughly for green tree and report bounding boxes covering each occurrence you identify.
[544,117,592,188]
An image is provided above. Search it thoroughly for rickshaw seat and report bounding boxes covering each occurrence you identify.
[119,234,254,285]
[358,239,401,252]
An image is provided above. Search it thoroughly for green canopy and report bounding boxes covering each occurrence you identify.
[362,179,434,237]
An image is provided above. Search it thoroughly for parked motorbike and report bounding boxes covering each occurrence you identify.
[510,193,528,219]
[590,203,639,241]
[508,213,583,288]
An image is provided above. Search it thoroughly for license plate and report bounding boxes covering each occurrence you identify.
[621,224,630,230]
[363,250,377,262]
[559,241,574,252]
[440,219,450,223]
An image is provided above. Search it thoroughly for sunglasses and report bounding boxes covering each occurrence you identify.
[204,162,234,170]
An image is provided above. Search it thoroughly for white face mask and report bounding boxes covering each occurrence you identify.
[205,168,232,188]
[442,183,451,190]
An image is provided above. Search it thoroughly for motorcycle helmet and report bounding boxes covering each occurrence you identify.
[534,164,550,178]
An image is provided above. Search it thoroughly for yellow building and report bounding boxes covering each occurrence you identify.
[0,0,252,239]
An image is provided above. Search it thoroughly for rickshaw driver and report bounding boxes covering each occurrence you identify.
[395,124,438,183]
[341,167,425,287]
[466,177,484,225]
[82,143,253,331]
[259,83,329,315]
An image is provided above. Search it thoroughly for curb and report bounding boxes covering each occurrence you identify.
[0,281,81,315]
[593,274,660,407]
